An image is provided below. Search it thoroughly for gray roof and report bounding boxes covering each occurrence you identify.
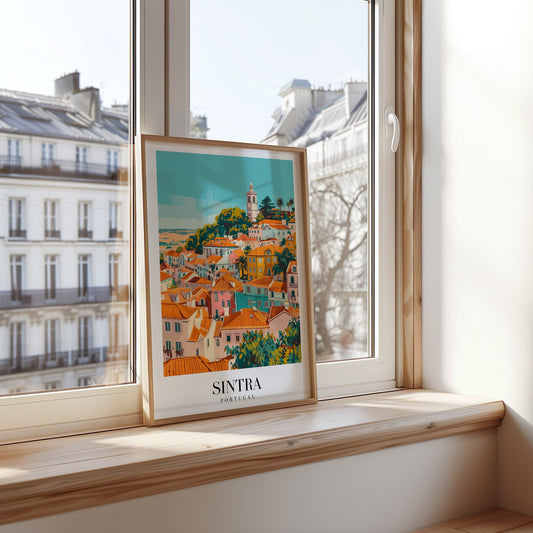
[0,88,128,145]
[279,79,311,95]
[290,91,367,148]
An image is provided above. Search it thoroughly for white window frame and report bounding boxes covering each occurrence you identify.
[317,0,396,399]
[1,0,397,445]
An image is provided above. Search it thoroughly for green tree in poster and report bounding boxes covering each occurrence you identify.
[258,196,275,219]
[272,248,296,281]
[216,207,250,237]
[276,197,284,217]
[228,319,301,369]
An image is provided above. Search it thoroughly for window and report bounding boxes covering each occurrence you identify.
[109,202,121,239]
[44,319,59,362]
[78,254,91,299]
[175,342,182,352]
[78,202,92,239]
[107,149,118,173]
[9,322,25,369]
[44,255,57,300]
[226,335,231,343]
[10,255,25,302]
[109,254,119,291]
[7,139,21,167]
[165,322,170,332]
[78,316,92,359]
[44,200,60,238]
[76,146,88,173]
[9,198,26,239]
[2,0,404,443]
[174,322,180,333]
[42,143,54,168]
[190,0,396,398]
[1,0,133,441]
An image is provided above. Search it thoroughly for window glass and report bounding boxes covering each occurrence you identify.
[0,0,131,395]
[191,0,369,363]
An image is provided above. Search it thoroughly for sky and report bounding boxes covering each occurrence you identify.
[156,150,295,229]
[0,1,367,142]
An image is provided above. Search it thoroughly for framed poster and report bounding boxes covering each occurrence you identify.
[138,134,316,425]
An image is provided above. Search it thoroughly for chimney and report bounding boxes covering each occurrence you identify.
[344,82,367,120]
[70,87,102,122]
[54,72,80,97]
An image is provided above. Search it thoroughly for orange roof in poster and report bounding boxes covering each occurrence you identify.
[164,250,180,257]
[160,272,172,282]
[204,237,237,248]
[206,254,223,264]
[164,356,232,376]
[221,308,268,330]
[245,275,273,288]
[268,305,299,321]
[269,280,287,293]
[161,302,197,320]
[214,321,222,338]
[248,244,283,257]
[287,260,297,271]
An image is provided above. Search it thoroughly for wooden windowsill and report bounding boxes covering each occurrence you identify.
[0,389,504,525]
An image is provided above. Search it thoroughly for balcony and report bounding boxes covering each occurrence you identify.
[44,229,61,239]
[0,344,129,376]
[78,228,93,239]
[8,228,26,239]
[0,155,128,183]
[0,285,129,309]
[108,228,123,239]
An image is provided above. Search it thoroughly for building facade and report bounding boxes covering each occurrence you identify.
[262,79,368,358]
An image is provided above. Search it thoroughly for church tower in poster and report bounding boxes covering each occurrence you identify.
[246,182,258,223]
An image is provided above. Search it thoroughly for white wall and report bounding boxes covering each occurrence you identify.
[0,430,496,533]
[422,0,533,515]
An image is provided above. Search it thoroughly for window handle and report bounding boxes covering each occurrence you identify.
[385,106,400,153]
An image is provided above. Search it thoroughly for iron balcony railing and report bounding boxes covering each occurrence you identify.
[0,155,128,183]
[109,228,123,239]
[45,229,61,239]
[0,285,129,309]
[78,228,93,239]
[8,228,26,239]
[0,345,129,376]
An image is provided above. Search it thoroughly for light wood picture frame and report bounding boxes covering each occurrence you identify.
[137,134,317,425]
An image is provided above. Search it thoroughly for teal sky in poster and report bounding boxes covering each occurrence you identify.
[156,150,295,229]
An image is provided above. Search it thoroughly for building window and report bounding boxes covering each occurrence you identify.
[10,254,25,302]
[9,322,25,369]
[175,341,182,352]
[7,139,21,167]
[78,254,91,298]
[226,335,231,343]
[45,255,57,300]
[44,200,60,238]
[216,339,220,347]
[109,202,121,239]
[41,143,54,168]
[165,340,171,351]
[109,314,120,357]
[8,198,26,239]
[174,322,180,333]
[76,146,88,173]
[78,316,92,359]
[109,254,119,292]
[235,335,240,342]
[44,319,59,361]
[78,377,93,387]
[78,202,92,239]
[165,322,170,331]
[107,149,119,173]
